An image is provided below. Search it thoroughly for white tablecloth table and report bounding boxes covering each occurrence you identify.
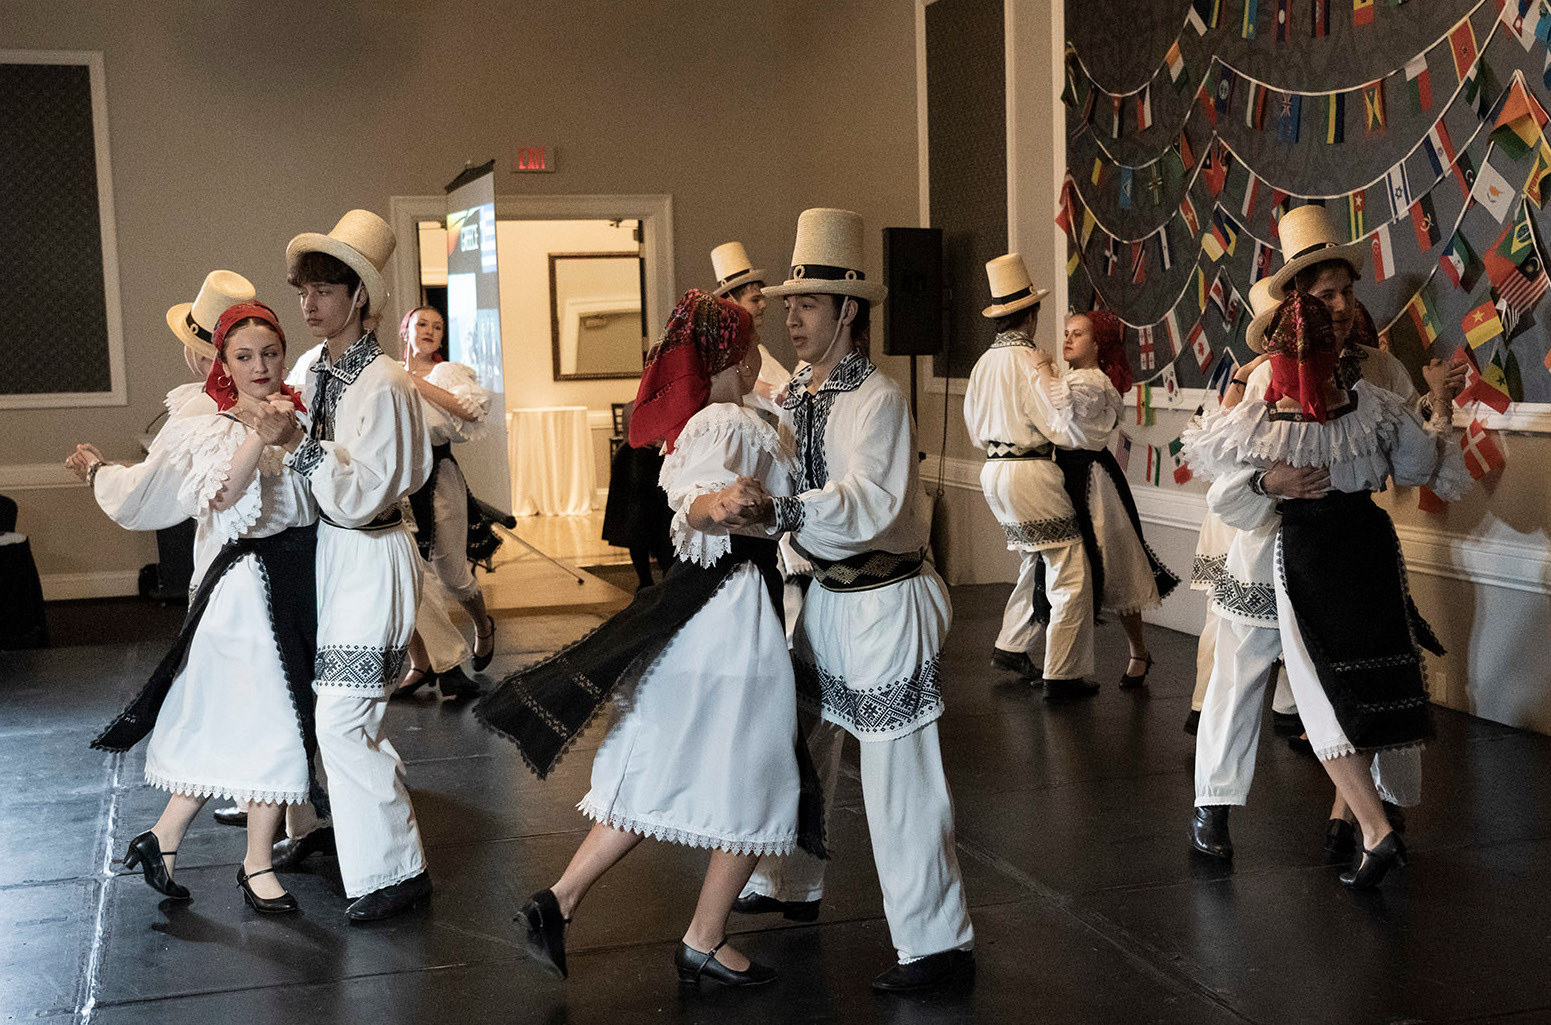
[507,405,596,516]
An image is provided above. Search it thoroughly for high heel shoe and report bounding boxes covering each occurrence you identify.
[1340,831,1407,889]
[517,889,569,979]
[675,938,777,986]
[1119,654,1154,689]
[121,830,190,900]
[390,666,437,701]
[238,866,299,914]
[437,665,484,700]
[472,615,497,672]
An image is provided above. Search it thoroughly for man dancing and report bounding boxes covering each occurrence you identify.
[729,208,974,991]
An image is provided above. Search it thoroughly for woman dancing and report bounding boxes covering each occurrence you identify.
[75,302,322,914]
[477,290,821,986]
[394,305,493,699]
[1184,292,1468,887]
[1036,310,1178,687]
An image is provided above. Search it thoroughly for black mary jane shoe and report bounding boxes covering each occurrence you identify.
[871,949,976,992]
[1183,709,1201,735]
[122,830,191,900]
[1189,806,1233,860]
[1340,831,1407,889]
[675,938,777,987]
[1324,818,1357,860]
[1119,654,1154,690]
[731,893,821,922]
[1043,677,1100,701]
[472,615,497,672]
[990,647,1040,681]
[238,866,299,914]
[270,826,336,872]
[212,805,248,827]
[517,889,570,978]
[390,667,438,701]
[437,665,484,700]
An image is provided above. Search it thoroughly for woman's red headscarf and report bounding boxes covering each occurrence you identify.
[1084,309,1132,394]
[1262,290,1342,422]
[629,290,754,452]
[203,302,307,413]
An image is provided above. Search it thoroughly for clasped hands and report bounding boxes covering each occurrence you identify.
[705,476,775,530]
[241,395,305,449]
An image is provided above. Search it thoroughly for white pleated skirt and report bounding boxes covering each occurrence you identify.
[144,554,310,805]
[580,563,801,856]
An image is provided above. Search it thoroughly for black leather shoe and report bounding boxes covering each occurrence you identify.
[1183,709,1201,735]
[1190,806,1233,860]
[390,667,437,701]
[212,805,248,827]
[1119,654,1154,689]
[437,665,483,700]
[271,826,336,871]
[1286,734,1314,756]
[1325,818,1357,859]
[1340,832,1407,889]
[472,615,497,672]
[238,866,299,914]
[675,939,777,986]
[517,888,569,978]
[730,893,821,922]
[871,949,976,992]
[990,647,1039,680]
[347,871,432,922]
[122,830,190,900]
[1271,710,1304,737]
[1043,677,1100,701]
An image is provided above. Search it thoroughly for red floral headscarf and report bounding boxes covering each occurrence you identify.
[629,290,754,452]
[1262,290,1342,422]
[1084,309,1132,394]
[203,302,307,413]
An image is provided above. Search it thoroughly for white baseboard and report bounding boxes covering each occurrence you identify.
[42,570,142,601]
[925,454,1550,596]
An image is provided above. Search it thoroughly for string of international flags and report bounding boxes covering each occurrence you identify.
[1063,0,1550,495]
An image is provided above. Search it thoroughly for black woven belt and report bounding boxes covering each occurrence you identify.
[799,545,926,593]
[320,507,404,532]
[986,440,1054,460]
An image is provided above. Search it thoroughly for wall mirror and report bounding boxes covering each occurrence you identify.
[549,251,648,380]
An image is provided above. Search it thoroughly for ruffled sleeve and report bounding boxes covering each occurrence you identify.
[1038,367,1119,449]
[1180,400,1269,482]
[425,362,492,441]
[659,404,790,567]
[1370,383,1472,501]
[162,415,265,541]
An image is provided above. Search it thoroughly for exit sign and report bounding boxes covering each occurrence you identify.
[514,146,555,173]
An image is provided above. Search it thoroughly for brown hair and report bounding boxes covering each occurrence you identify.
[1292,257,1361,294]
[287,251,372,323]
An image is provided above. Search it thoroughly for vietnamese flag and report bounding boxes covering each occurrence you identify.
[1450,19,1479,83]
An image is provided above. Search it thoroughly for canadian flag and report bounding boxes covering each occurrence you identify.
[1188,319,1212,371]
[1461,418,1505,478]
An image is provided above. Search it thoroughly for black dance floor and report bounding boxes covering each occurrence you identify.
[5,583,1550,1024]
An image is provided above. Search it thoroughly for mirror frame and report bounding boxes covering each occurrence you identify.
[548,251,647,381]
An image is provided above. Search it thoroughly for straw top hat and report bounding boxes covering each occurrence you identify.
[165,270,257,360]
[1268,204,1367,299]
[709,242,766,297]
[760,208,887,304]
[981,253,1049,319]
[285,209,397,308]
[1244,277,1284,353]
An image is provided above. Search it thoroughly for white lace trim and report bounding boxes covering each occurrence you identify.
[426,361,491,435]
[1043,367,1113,435]
[576,796,797,857]
[1312,739,1426,763]
[145,767,306,805]
[667,483,734,567]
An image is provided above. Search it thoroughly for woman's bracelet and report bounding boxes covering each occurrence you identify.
[86,461,106,488]
[1228,378,1248,389]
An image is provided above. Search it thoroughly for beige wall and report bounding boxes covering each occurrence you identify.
[1,0,922,595]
